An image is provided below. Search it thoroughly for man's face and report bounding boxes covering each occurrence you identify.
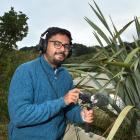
[44,33,71,67]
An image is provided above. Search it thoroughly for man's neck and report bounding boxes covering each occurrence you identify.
[43,54,57,68]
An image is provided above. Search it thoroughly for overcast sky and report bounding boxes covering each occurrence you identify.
[1,0,140,48]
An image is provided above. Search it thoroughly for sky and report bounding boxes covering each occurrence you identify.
[0,0,140,48]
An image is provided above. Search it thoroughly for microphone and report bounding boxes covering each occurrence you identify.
[91,93,109,107]
[79,92,109,107]
[79,92,109,134]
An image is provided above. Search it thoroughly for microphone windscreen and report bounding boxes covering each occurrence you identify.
[91,93,109,107]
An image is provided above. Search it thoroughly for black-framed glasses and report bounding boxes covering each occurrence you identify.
[49,40,72,51]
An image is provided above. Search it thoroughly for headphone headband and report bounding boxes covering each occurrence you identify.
[41,29,48,37]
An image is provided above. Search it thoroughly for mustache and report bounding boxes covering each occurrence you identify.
[55,52,66,57]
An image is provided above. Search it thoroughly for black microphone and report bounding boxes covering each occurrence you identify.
[79,92,92,104]
[91,93,109,107]
[79,92,109,134]
[79,92,109,107]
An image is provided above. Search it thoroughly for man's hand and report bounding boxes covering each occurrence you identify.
[81,109,94,123]
[64,88,80,105]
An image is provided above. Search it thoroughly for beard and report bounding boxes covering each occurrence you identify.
[53,52,66,66]
[45,51,68,67]
[53,59,63,67]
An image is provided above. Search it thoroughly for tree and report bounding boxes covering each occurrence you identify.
[72,43,93,56]
[0,7,28,51]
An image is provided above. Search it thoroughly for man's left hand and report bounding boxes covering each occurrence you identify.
[81,109,94,123]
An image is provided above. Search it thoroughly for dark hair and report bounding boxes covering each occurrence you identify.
[39,27,73,54]
[42,27,72,45]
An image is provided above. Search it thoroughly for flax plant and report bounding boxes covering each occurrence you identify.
[65,1,140,139]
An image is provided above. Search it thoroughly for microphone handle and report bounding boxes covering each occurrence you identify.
[85,107,93,133]
[85,123,92,133]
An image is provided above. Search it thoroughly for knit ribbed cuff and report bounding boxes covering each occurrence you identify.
[59,97,67,108]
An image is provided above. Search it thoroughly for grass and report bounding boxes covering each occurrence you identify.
[0,123,8,140]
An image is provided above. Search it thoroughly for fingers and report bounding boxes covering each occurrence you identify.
[81,109,94,123]
[64,88,80,105]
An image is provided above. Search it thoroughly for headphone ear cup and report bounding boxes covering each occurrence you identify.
[39,38,46,54]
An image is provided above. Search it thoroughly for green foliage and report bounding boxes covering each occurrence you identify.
[65,52,96,64]
[84,1,140,139]
[0,48,38,139]
[64,1,140,139]
[0,7,28,52]
[1,2,140,139]
[0,50,37,91]
[72,43,96,56]
[0,91,9,122]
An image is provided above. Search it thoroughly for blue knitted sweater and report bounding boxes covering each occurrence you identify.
[8,56,83,140]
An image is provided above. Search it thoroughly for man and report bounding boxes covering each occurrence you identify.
[8,27,93,140]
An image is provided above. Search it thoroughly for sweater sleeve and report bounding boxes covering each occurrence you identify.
[63,78,84,124]
[8,65,66,127]
[64,104,84,124]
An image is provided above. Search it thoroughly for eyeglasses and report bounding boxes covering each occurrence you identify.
[49,40,72,51]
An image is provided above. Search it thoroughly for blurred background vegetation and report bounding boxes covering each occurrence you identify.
[1,1,140,140]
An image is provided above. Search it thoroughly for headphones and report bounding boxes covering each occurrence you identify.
[38,29,49,54]
[38,28,72,58]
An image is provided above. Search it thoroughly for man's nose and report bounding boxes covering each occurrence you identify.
[59,45,65,51]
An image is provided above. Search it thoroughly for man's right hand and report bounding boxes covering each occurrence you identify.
[64,88,80,105]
